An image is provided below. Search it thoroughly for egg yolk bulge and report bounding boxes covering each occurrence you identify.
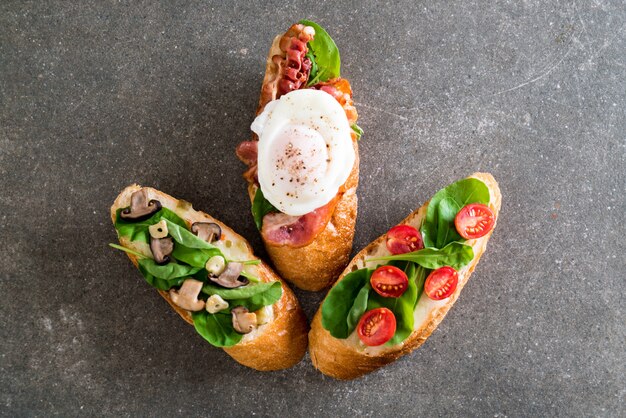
[252,89,355,217]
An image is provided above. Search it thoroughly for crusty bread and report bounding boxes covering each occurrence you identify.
[308,173,501,379]
[250,25,359,292]
[110,185,308,371]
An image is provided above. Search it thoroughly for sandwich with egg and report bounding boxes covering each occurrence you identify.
[309,173,501,379]
[110,185,308,370]
[236,20,361,291]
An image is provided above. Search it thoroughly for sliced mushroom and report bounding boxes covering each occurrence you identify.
[191,222,222,243]
[120,189,162,221]
[169,279,205,311]
[150,236,174,265]
[231,306,257,334]
[205,255,226,276]
[148,220,168,239]
[209,262,248,288]
[206,294,229,314]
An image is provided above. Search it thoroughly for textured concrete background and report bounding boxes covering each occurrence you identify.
[1,0,624,416]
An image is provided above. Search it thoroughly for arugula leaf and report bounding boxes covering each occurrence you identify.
[368,242,474,270]
[114,207,187,243]
[251,188,278,230]
[421,178,490,248]
[367,261,419,345]
[321,268,372,338]
[192,311,242,347]
[300,19,340,84]
[108,243,147,259]
[351,123,364,140]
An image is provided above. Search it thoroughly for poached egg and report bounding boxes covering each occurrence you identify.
[251,89,355,216]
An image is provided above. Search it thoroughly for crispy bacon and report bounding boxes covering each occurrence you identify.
[261,195,340,248]
[311,78,358,124]
[277,36,312,98]
[236,140,258,166]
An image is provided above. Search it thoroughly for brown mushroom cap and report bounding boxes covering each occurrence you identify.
[191,222,222,243]
[231,306,257,334]
[150,236,174,265]
[209,262,248,288]
[120,189,162,221]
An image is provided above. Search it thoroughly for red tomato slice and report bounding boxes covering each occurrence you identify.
[386,225,424,254]
[454,203,495,240]
[357,307,396,346]
[370,265,409,298]
[424,266,458,300]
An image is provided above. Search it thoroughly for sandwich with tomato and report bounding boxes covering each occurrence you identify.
[309,173,501,379]
[236,20,361,291]
[109,185,308,371]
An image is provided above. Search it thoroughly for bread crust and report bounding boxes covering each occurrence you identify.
[251,24,359,291]
[110,185,308,371]
[308,173,501,379]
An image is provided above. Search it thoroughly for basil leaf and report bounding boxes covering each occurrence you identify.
[369,242,474,270]
[192,311,242,347]
[321,268,372,338]
[114,207,187,243]
[251,188,278,230]
[137,259,198,290]
[202,281,278,300]
[351,123,364,140]
[367,262,419,345]
[421,178,490,248]
[300,19,340,83]
[346,283,370,334]
[171,246,222,269]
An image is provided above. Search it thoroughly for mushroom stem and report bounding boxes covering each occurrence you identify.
[231,306,257,334]
[169,279,205,312]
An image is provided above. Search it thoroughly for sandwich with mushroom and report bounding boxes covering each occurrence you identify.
[236,20,361,291]
[110,185,308,371]
[309,173,501,379]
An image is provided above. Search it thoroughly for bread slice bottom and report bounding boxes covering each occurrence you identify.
[111,185,308,371]
[309,173,501,379]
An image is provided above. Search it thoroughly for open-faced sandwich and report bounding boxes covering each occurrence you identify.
[110,185,308,371]
[236,20,361,291]
[309,173,501,379]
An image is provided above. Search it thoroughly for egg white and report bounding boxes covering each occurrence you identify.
[252,89,355,216]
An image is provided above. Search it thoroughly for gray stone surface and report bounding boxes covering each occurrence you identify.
[1,0,624,416]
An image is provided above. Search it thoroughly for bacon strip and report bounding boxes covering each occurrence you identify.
[261,195,340,248]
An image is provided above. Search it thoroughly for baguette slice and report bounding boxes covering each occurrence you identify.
[111,185,308,371]
[248,23,359,291]
[309,173,501,379]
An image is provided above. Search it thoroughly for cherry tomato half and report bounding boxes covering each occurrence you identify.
[454,203,495,240]
[424,266,458,300]
[370,265,409,298]
[386,225,424,254]
[357,307,396,346]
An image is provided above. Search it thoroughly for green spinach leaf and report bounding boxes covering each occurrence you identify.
[346,283,371,334]
[162,219,219,251]
[251,188,278,230]
[192,311,242,347]
[228,282,283,312]
[300,19,340,84]
[367,262,419,345]
[114,207,187,243]
[321,268,372,338]
[351,123,364,139]
[421,178,490,248]
[369,242,474,270]
[137,259,197,291]
[171,245,222,269]
[306,50,319,85]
